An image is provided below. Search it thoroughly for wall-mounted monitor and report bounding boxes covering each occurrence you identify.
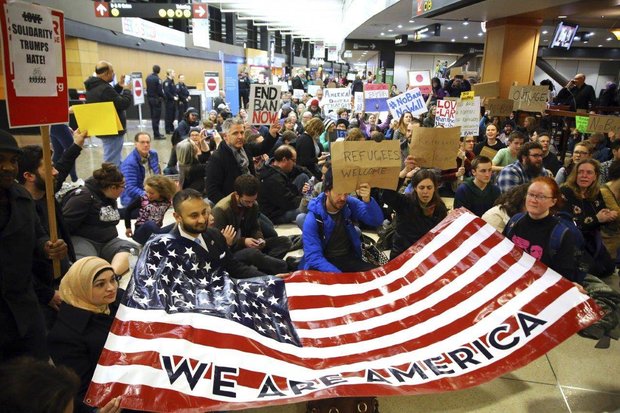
[549,22,579,50]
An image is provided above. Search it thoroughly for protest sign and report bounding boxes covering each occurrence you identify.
[587,114,620,135]
[331,140,401,193]
[508,85,549,112]
[248,84,281,125]
[455,96,480,136]
[364,83,390,112]
[410,127,461,170]
[73,102,123,136]
[575,116,589,133]
[486,99,514,117]
[449,67,462,78]
[308,84,321,97]
[480,146,499,160]
[460,91,475,100]
[387,88,427,118]
[472,81,500,98]
[354,92,364,113]
[435,99,457,127]
[292,89,305,100]
[321,88,352,112]
[407,70,432,94]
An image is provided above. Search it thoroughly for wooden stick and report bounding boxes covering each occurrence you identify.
[40,125,61,278]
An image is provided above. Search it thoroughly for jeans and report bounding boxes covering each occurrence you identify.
[101,134,125,167]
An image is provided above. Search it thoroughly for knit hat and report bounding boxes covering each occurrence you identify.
[59,257,115,314]
[0,129,21,154]
[336,118,349,129]
[310,98,320,107]
[185,107,199,117]
[323,118,335,130]
[281,103,293,112]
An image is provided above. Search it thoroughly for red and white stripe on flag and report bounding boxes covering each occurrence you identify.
[85,209,602,412]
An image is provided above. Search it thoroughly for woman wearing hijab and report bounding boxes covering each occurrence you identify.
[48,257,122,413]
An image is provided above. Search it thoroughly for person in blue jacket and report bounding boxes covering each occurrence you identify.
[299,167,384,273]
[120,132,160,207]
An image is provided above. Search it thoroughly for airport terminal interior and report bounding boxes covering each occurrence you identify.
[2,0,620,412]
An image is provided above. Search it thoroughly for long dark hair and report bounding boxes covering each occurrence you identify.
[409,169,443,206]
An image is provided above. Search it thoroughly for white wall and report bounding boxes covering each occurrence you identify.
[534,59,620,96]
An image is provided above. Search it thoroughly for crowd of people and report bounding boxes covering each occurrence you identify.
[1,63,619,412]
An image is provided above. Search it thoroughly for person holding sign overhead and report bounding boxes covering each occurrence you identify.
[84,60,132,167]
[473,123,505,158]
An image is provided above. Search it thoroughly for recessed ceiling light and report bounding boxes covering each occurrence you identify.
[558,15,567,19]
[598,44,603,47]
[542,30,548,34]
[542,39,548,42]
[380,32,385,36]
[397,24,402,28]
[388,29,393,32]
[589,32,595,36]
[463,36,469,39]
[463,21,469,26]
[583,40,588,44]
[607,37,613,41]
[478,32,483,36]
[447,26,452,30]
[408,20,415,23]
[451,38,455,42]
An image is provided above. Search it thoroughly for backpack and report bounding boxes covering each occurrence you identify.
[504,212,587,283]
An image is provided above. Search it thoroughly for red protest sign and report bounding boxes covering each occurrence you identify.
[0,0,68,127]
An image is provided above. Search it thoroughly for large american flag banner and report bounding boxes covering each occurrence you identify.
[85,209,602,412]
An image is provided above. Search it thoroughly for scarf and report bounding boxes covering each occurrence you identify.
[59,256,114,315]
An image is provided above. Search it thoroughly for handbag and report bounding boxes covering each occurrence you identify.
[361,234,389,267]
[306,397,379,413]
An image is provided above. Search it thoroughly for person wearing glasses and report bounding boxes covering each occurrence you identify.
[555,141,592,185]
[503,177,580,283]
[48,256,123,413]
[62,163,138,277]
[497,142,553,193]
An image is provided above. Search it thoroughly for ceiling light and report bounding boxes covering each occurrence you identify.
[542,30,548,34]
[463,21,469,26]
[558,15,567,19]
[463,36,469,39]
[447,26,452,30]
[388,29,393,32]
[589,32,595,36]
[606,37,613,41]
[478,32,483,36]
[598,44,603,47]
[451,38,455,42]
[409,20,415,23]
[397,24,402,28]
[380,32,385,36]
[583,40,588,44]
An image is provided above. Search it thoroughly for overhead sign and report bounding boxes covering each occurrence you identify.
[248,84,281,125]
[387,88,427,118]
[364,83,390,112]
[94,2,207,19]
[410,126,461,170]
[203,71,219,98]
[408,70,432,94]
[0,0,68,127]
[313,42,325,59]
[321,88,351,112]
[395,34,408,47]
[415,0,462,18]
[435,99,457,127]
[508,85,549,113]
[131,72,144,105]
[122,17,185,47]
[331,140,401,193]
[455,96,481,136]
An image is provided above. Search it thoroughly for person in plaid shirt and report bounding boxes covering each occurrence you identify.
[497,142,552,193]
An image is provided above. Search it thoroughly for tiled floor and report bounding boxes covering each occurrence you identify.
[66,121,619,413]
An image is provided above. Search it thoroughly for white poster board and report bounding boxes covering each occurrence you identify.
[386,88,427,118]
[321,88,351,112]
[435,99,457,127]
[455,96,480,136]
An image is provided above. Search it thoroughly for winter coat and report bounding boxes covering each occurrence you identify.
[83,76,132,137]
[120,148,160,207]
[258,163,302,221]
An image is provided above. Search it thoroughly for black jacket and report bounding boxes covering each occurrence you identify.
[48,301,118,413]
[205,129,277,204]
[83,76,132,137]
[0,184,49,336]
[62,178,121,243]
[258,163,303,221]
[146,72,163,99]
[294,132,322,179]
[557,83,597,110]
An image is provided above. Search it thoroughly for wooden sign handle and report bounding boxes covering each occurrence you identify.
[40,125,61,278]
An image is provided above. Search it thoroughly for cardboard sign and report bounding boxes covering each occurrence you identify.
[460,91,475,100]
[331,140,401,193]
[321,88,352,112]
[248,84,281,125]
[486,99,514,117]
[387,88,428,118]
[72,102,123,136]
[449,67,463,78]
[0,1,68,127]
[508,85,549,113]
[587,114,620,135]
[472,81,500,98]
[409,127,461,170]
[292,89,305,100]
[364,83,390,112]
[575,115,589,133]
[354,92,364,113]
[407,70,432,94]
[308,84,321,97]
[480,146,498,160]
[435,99,457,127]
[456,96,480,136]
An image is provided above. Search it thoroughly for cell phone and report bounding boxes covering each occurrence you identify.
[123,75,131,85]
[206,129,214,138]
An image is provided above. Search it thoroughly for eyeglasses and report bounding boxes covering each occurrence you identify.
[573,150,590,155]
[527,193,553,201]
[528,153,543,158]
[464,140,475,143]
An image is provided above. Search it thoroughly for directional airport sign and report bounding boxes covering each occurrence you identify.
[94,2,208,19]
